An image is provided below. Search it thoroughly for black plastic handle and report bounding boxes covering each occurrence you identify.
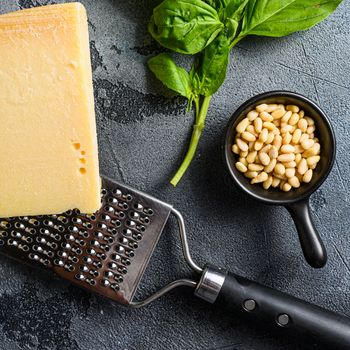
[216,272,350,348]
[286,198,327,268]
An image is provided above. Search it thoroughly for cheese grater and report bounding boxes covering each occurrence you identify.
[1,177,350,348]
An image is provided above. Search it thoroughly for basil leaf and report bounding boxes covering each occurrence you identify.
[203,0,220,8]
[239,0,343,39]
[148,53,192,99]
[224,0,249,39]
[148,0,224,54]
[205,0,232,9]
[193,33,230,96]
[225,0,249,19]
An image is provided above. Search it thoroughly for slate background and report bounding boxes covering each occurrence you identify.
[0,0,350,349]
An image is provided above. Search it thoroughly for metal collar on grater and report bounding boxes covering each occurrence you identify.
[0,177,201,306]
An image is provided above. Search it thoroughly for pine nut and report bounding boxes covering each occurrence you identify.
[297,158,308,175]
[299,110,305,118]
[263,122,276,131]
[232,144,239,154]
[271,177,281,188]
[307,125,315,134]
[310,163,317,170]
[282,132,292,145]
[283,161,297,168]
[286,105,300,113]
[240,151,248,157]
[259,152,270,166]
[236,162,247,172]
[273,135,282,150]
[285,168,296,178]
[307,155,320,166]
[292,129,302,144]
[281,111,292,123]
[254,117,263,133]
[289,176,300,188]
[236,138,249,152]
[266,104,279,113]
[266,132,275,144]
[275,173,288,181]
[236,118,249,133]
[302,146,319,158]
[275,163,286,175]
[247,151,257,164]
[304,116,315,126]
[254,141,264,151]
[264,158,277,173]
[269,146,278,159]
[263,176,273,190]
[256,104,268,113]
[245,171,258,179]
[289,113,299,126]
[303,169,313,183]
[242,131,256,142]
[298,119,308,132]
[277,153,295,163]
[249,141,254,150]
[260,111,274,122]
[259,128,268,143]
[239,157,248,166]
[248,163,264,171]
[280,145,295,153]
[273,119,281,127]
[247,110,259,121]
[251,172,268,184]
[271,109,285,119]
[260,145,271,153]
[299,133,309,143]
[280,124,293,133]
[282,182,292,192]
[295,154,302,164]
[246,125,256,135]
[294,145,304,153]
[301,139,314,150]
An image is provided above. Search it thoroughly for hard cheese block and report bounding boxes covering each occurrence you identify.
[0,3,101,217]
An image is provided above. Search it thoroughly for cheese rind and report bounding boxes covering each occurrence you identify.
[0,3,101,217]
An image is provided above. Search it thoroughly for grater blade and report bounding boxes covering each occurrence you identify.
[0,177,173,305]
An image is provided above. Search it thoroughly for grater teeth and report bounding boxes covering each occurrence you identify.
[0,177,173,305]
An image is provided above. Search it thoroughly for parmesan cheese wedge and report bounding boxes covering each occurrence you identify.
[0,3,101,217]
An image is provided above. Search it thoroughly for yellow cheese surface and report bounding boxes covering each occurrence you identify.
[0,3,101,217]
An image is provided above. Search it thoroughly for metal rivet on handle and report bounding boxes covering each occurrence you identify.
[243,299,256,312]
[277,313,290,327]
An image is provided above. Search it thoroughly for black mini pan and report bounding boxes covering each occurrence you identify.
[224,91,336,268]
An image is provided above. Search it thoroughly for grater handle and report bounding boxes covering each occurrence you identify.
[216,272,350,348]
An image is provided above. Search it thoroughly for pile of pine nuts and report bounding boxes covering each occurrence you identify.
[232,103,321,191]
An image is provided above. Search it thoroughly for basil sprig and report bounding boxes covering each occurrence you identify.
[148,0,342,186]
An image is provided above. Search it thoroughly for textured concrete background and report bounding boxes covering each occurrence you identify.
[0,0,350,349]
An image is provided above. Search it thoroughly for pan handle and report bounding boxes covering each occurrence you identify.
[286,198,327,268]
[195,267,350,349]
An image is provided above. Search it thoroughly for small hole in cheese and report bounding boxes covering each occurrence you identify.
[79,168,86,174]
[81,150,86,155]
[73,143,81,150]
[79,158,86,164]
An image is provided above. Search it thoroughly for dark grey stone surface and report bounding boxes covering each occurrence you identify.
[1,0,350,349]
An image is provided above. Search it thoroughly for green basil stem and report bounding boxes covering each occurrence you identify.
[229,37,241,49]
[171,95,212,186]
